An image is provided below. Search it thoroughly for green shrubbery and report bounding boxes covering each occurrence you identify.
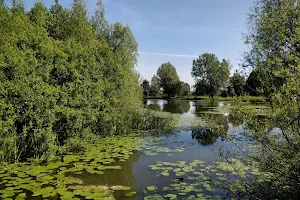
[217,0,300,199]
[0,1,172,162]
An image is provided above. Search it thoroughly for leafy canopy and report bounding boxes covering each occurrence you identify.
[0,0,145,162]
[157,62,180,97]
[192,53,230,98]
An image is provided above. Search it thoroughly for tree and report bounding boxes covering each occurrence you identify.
[229,72,246,96]
[90,0,110,39]
[217,0,300,199]
[245,69,263,96]
[193,79,209,96]
[28,1,49,28]
[48,0,71,40]
[244,0,300,98]
[157,62,180,97]
[177,81,190,97]
[192,53,230,98]
[0,0,145,162]
[149,75,161,97]
[181,82,191,96]
[141,79,150,97]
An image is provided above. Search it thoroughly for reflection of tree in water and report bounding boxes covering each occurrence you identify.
[147,103,161,111]
[194,100,219,113]
[191,127,218,146]
[191,113,229,146]
[228,114,244,127]
[163,100,190,114]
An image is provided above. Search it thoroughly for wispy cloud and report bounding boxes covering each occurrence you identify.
[139,52,198,58]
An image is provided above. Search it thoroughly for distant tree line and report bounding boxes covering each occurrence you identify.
[141,62,190,98]
[191,53,264,98]
[142,53,264,99]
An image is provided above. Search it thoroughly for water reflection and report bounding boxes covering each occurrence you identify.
[191,127,218,146]
[199,113,229,134]
[163,100,190,114]
[194,99,219,113]
[146,99,191,114]
[146,103,161,111]
[146,99,231,116]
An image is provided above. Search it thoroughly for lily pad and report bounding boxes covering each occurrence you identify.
[111,185,131,191]
[146,186,157,191]
[144,194,164,200]
[124,191,136,197]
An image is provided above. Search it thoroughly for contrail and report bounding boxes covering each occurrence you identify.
[139,52,198,58]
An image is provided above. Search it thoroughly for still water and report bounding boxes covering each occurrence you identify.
[0,99,256,200]
[81,99,251,199]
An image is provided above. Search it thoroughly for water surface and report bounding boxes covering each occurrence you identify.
[0,99,262,200]
[88,99,255,199]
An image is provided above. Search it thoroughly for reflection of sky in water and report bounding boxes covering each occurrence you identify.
[100,99,258,200]
[180,101,196,117]
[146,99,168,111]
[132,128,235,200]
[146,99,232,117]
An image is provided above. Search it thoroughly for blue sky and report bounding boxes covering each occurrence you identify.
[24,0,254,86]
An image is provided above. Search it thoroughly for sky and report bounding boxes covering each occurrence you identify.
[23,0,255,86]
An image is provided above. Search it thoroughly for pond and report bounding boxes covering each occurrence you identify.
[0,99,264,200]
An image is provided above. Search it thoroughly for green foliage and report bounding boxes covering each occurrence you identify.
[245,69,264,96]
[157,62,180,97]
[141,79,150,97]
[0,1,146,162]
[244,0,300,99]
[0,135,142,199]
[176,81,190,97]
[149,75,162,97]
[192,53,230,98]
[229,72,246,96]
[131,109,176,131]
[220,0,300,199]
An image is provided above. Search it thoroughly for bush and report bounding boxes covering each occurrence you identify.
[0,1,143,162]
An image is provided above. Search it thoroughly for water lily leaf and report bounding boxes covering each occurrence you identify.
[1,190,15,198]
[175,172,186,176]
[161,171,169,176]
[182,166,194,173]
[164,194,177,199]
[103,166,121,170]
[144,194,164,200]
[146,186,157,191]
[111,185,131,191]
[15,193,26,200]
[59,191,74,199]
[173,168,181,173]
[124,191,136,197]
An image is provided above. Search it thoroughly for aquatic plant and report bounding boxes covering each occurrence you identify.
[0,135,141,199]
